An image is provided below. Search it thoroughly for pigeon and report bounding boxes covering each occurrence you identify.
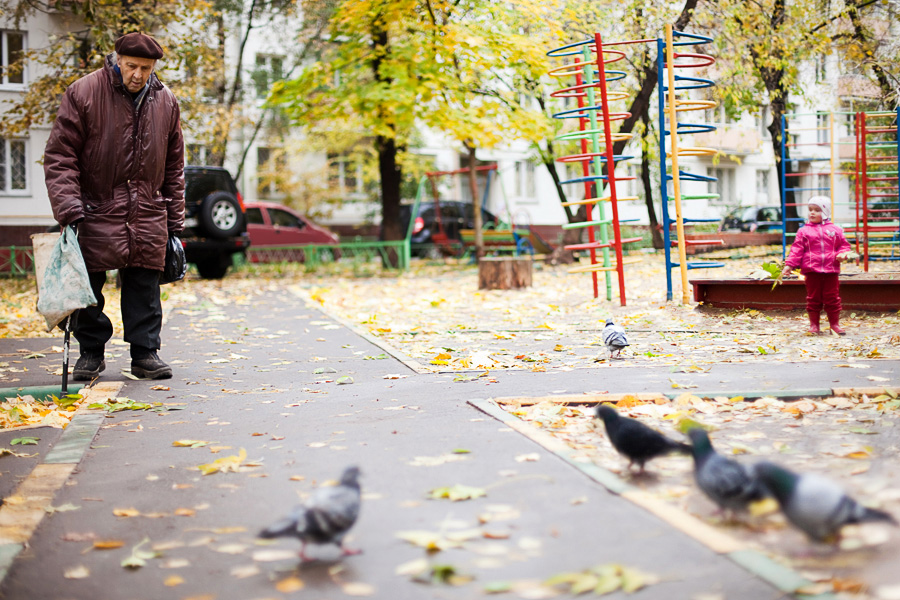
[259,466,362,560]
[601,319,629,359]
[594,404,690,473]
[687,428,766,514]
[755,461,897,542]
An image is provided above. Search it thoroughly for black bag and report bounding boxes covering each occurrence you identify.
[161,235,187,284]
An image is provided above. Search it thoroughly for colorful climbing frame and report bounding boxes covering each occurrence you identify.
[656,25,725,303]
[547,34,649,305]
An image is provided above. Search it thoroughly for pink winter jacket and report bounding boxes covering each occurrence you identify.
[784,221,851,274]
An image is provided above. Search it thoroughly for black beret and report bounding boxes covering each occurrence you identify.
[114,32,164,60]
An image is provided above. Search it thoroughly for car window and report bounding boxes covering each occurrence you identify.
[760,208,779,221]
[246,207,265,225]
[185,170,233,204]
[440,204,462,219]
[270,208,303,228]
[741,207,758,221]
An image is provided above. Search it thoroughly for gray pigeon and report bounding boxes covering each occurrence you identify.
[601,319,629,358]
[259,466,362,560]
[595,404,690,473]
[687,428,766,514]
[755,461,897,542]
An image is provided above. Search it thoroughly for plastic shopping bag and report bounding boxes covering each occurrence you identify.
[35,227,97,331]
[160,235,187,284]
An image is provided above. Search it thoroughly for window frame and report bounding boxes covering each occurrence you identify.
[0,30,27,89]
[0,137,29,195]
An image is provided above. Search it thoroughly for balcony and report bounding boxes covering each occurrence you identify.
[692,126,763,156]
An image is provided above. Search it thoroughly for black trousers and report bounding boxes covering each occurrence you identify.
[74,267,162,356]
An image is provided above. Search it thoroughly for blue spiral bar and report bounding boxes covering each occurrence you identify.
[672,30,713,45]
[672,75,715,90]
[676,123,716,135]
[547,37,594,57]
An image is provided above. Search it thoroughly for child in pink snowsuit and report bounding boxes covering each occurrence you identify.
[781,196,852,335]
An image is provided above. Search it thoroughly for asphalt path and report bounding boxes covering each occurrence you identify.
[1,287,896,599]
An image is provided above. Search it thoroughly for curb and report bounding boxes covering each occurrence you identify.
[0,385,85,403]
[288,284,428,374]
[469,396,841,600]
[0,381,122,582]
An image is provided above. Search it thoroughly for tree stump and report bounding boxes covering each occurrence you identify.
[478,256,533,290]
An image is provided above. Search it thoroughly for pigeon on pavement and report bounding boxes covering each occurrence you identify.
[755,461,897,542]
[687,428,766,514]
[595,404,690,473]
[259,465,362,560]
[601,319,629,359]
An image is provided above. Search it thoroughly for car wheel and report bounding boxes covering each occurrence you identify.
[195,255,232,279]
[200,192,244,239]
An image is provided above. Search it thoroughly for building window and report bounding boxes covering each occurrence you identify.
[516,161,536,198]
[1,31,25,87]
[756,170,769,196]
[814,55,827,83]
[257,147,285,199]
[252,54,284,99]
[816,112,829,144]
[707,167,733,204]
[328,152,362,197]
[0,138,27,193]
[186,144,207,166]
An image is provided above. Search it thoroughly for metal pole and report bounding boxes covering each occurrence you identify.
[594,32,627,306]
[656,38,673,301]
[664,25,689,304]
[61,314,71,396]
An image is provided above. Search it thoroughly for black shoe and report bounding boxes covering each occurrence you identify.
[131,352,172,380]
[73,352,105,381]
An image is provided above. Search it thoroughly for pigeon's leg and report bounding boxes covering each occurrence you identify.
[298,542,313,562]
[339,542,363,556]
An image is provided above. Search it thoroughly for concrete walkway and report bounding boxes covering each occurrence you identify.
[0,286,896,599]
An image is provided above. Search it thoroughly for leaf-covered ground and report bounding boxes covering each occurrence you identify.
[505,392,900,598]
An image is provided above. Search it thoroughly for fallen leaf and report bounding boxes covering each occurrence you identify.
[275,577,305,593]
[92,540,125,550]
[113,508,141,518]
[198,448,248,475]
[64,565,90,579]
[428,484,487,501]
[341,582,376,596]
[163,575,184,587]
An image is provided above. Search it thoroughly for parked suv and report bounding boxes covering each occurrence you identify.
[399,200,499,256]
[719,205,782,233]
[182,166,250,278]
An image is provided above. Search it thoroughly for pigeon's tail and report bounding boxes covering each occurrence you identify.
[669,440,692,455]
[859,506,898,526]
[259,515,300,539]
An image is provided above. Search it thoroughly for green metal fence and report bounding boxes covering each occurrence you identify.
[0,246,35,278]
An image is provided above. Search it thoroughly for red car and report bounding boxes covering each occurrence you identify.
[244,202,340,263]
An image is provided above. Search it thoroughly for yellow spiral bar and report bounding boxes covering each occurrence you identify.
[676,146,718,157]
[561,195,640,207]
[567,256,643,273]
[674,99,716,112]
[548,60,595,78]
[556,129,633,143]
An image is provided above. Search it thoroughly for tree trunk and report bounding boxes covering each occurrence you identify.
[466,143,484,260]
[640,103,663,249]
[207,15,229,167]
[371,18,403,267]
[478,257,532,290]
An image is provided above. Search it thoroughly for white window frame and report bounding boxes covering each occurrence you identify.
[0,137,29,195]
[515,160,536,200]
[756,169,769,197]
[0,30,26,89]
[253,53,285,100]
[257,146,286,199]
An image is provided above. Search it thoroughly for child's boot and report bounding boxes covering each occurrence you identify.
[828,314,846,336]
[807,311,821,335]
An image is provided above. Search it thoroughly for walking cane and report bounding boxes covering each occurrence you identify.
[61,313,72,396]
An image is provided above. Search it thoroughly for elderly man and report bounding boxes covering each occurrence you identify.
[44,32,185,381]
